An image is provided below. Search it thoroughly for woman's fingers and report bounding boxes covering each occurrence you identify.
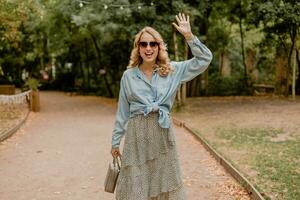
[174,12,191,34]
[172,22,180,31]
[179,12,184,21]
[175,15,181,24]
[111,148,120,157]
[176,13,188,23]
[112,150,120,157]
[182,13,186,21]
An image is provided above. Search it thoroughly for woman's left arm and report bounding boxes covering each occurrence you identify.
[172,13,213,83]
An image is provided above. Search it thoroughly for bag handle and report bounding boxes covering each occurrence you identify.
[113,155,122,169]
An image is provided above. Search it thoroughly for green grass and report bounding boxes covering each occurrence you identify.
[215,127,300,200]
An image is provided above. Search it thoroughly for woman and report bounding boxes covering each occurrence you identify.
[110,13,212,200]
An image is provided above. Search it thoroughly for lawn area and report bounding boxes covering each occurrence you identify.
[172,96,300,200]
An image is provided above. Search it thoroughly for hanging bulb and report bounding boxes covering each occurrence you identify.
[150,2,154,6]
[104,4,108,9]
[79,2,83,7]
[138,5,141,9]
[120,6,124,10]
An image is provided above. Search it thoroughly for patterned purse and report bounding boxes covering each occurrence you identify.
[104,155,122,193]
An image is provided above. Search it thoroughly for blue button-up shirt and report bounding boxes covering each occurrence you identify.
[111,36,212,148]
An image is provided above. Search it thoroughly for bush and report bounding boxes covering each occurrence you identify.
[23,77,40,91]
[0,76,13,85]
[207,73,250,96]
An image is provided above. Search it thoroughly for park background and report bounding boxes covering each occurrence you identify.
[0,0,299,199]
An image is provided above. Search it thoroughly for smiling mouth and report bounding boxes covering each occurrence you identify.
[145,52,153,58]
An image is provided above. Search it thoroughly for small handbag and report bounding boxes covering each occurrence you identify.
[104,155,122,193]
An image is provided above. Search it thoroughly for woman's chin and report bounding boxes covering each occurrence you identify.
[142,57,156,63]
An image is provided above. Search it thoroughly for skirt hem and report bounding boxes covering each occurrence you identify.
[149,181,185,198]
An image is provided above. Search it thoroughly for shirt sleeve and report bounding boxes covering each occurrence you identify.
[172,36,213,84]
[111,72,130,148]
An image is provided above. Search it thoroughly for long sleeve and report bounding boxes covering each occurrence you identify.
[111,73,130,148]
[173,36,213,84]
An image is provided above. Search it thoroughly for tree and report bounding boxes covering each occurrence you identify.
[250,0,300,96]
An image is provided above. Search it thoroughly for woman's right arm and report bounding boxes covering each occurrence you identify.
[172,36,212,84]
[111,72,130,150]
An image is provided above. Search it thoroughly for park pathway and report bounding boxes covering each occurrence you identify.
[0,92,249,200]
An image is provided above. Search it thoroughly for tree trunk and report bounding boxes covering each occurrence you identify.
[219,51,224,75]
[181,42,188,104]
[292,49,296,99]
[288,28,297,98]
[90,33,113,97]
[173,31,181,106]
[204,70,209,95]
[190,77,198,96]
[219,51,231,77]
[296,49,300,95]
[84,38,90,90]
[245,48,259,84]
[201,1,212,96]
[43,32,48,66]
[239,16,248,87]
[274,48,288,95]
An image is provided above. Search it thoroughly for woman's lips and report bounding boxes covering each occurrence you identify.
[145,52,153,58]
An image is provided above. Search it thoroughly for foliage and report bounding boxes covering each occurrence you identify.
[207,73,250,96]
[249,0,300,95]
[0,0,299,96]
[24,77,40,91]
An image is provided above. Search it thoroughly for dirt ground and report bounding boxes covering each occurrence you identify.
[176,96,300,134]
[173,95,300,150]
[0,92,250,200]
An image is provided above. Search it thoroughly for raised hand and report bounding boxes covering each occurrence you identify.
[172,12,193,40]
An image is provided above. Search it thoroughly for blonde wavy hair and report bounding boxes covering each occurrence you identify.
[127,26,174,76]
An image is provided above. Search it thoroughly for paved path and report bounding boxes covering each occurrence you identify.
[0,92,249,200]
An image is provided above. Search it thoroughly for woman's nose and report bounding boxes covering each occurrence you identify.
[146,44,152,50]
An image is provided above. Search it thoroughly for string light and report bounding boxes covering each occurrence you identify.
[78,0,90,7]
[77,1,155,10]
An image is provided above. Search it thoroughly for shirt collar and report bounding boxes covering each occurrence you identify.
[134,65,159,78]
[134,66,142,79]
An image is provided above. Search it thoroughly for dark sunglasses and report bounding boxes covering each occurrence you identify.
[139,41,159,48]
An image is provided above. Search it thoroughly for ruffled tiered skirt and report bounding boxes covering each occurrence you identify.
[115,112,186,200]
